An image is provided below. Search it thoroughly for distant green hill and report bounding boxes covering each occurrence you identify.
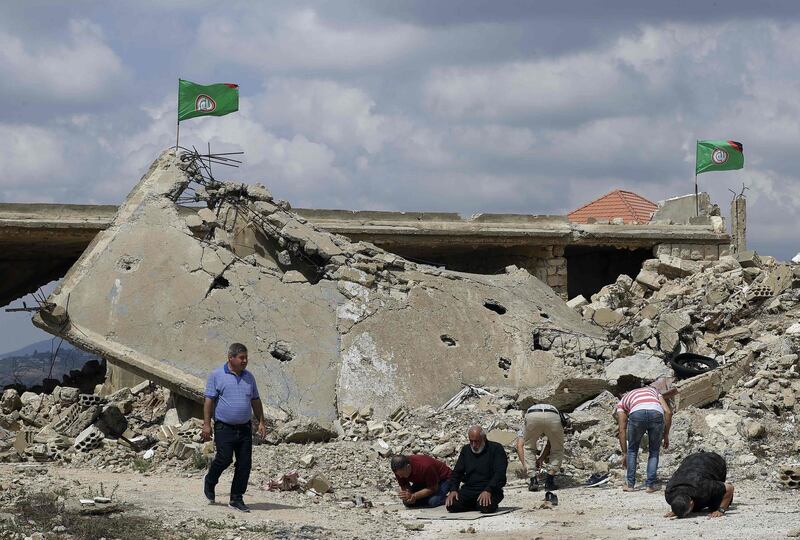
[0,339,104,392]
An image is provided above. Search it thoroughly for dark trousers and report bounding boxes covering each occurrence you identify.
[446,489,503,514]
[404,481,450,508]
[205,422,252,501]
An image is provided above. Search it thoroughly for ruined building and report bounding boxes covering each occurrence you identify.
[0,149,738,421]
[26,150,609,421]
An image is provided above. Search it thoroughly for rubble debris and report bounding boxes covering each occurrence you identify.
[779,466,800,489]
[440,385,493,411]
[266,470,301,492]
[279,417,337,444]
[305,474,332,494]
[0,390,21,414]
[604,352,670,383]
[73,425,104,452]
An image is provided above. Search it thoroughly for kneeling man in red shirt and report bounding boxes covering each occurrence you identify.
[392,454,452,507]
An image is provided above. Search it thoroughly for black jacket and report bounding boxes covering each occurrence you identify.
[665,451,727,511]
[447,440,507,497]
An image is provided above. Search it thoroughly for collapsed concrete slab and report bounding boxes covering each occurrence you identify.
[34,150,604,421]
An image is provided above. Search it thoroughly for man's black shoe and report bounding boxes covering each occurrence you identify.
[203,475,215,504]
[586,473,610,487]
[528,476,539,492]
[545,491,559,506]
[544,474,556,491]
[228,499,250,513]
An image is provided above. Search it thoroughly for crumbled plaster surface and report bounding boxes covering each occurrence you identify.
[35,150,604,420]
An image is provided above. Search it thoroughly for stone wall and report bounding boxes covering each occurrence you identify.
[525,246,567,297]
[654,242,729,261]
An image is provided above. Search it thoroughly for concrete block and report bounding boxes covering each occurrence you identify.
[372,439,391,457]
[74,426,104,452]
[432,441,456,458]
[566,295,588,309]
[635,270,661,290]
[168,438,201,459]
[593,308,624,327]
[298,454,316,468]
[736,250,762,269]
[305,474,332,494]
[95,405,128,437]
[605,353,670,382]
[0,390,21,414]
[779,466,800,489]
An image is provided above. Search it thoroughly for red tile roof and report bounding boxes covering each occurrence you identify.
[568,190,657,224]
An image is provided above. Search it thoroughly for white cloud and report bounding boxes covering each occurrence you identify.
[256,79,393,154]
[425,56,637,120]
[0,19,126,103]
[0,124,67,190]
[195,7,426,72]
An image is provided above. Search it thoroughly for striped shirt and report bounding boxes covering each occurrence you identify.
[616,387,663,415]
[204,363,260,425]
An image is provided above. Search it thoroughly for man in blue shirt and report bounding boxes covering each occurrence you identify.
[202,343,267,512]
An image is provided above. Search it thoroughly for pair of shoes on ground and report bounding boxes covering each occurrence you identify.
[204,475,250,512]
[621,484,660,493]
[528,476,539,492]
[585,473,610,487]
[529,474,557,492]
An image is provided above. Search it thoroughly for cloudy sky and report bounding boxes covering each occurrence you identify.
[3,1,800,351]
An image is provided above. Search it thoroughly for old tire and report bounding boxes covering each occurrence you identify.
[669,353,719,379]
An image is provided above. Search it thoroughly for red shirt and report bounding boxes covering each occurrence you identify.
[395,455,452,490]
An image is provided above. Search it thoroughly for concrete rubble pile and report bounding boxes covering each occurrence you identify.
[32,149,604,425]
[556,248,800,479]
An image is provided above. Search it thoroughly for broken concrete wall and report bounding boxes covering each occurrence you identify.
[653,242,730,261]
[652,192,714,224]
[34,150,604,421]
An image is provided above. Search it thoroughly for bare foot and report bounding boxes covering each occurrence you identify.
[622,485,635,492]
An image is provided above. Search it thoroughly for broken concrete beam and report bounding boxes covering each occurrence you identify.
[674,352,754,410]
[604,353,670,383]
[517,378,612,413]
[566,295,588,309]
[33,149,604,421]
[279,417,337,443]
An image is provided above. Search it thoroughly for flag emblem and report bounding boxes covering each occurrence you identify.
[696,140,743,174]
[195,94,216,113]
[178,79,238,122]
[711,148,728,165]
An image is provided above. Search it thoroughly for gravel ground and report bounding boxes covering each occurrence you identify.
[4,463,799,539]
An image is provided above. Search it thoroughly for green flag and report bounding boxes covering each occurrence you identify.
[178,79,239,122]
[695,139,744,174]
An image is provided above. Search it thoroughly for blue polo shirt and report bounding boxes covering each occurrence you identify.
[204,363,260,425]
